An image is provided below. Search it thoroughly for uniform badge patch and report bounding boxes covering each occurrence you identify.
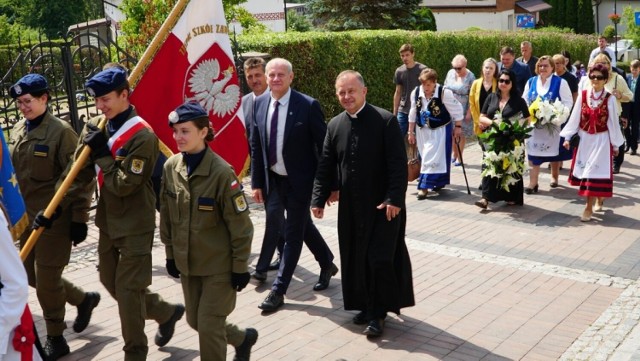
[33,144,49,157]
[198,197,215,211]
[130,158,145,174]
[233,193,248,213]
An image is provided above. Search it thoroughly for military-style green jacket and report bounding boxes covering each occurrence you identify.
[8,112,93,237]
[160,148,253,277]
[72,108,158,239]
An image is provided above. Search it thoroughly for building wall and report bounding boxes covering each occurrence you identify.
[231,0,286,33]
[432,11,515,30]
[593,0,636,35]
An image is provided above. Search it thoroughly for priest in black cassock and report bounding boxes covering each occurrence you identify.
[311,70,414,338]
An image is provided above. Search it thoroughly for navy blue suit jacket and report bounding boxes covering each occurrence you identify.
[250,89,326,201]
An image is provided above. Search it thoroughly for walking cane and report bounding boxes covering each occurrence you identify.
[455,136,471,195]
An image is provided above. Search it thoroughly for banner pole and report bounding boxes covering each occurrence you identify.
[20,0,192,261]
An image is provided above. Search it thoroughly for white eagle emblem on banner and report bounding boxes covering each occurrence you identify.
[188,59,240,117]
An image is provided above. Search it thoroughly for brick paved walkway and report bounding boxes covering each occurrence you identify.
[27,140,640,360]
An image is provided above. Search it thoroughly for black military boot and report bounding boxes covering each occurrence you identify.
[43,335,70,361]
[234,328,258,361]
[73,292,101,333]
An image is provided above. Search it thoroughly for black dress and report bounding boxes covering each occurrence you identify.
[312,103,415,317]
[480,93,531,204]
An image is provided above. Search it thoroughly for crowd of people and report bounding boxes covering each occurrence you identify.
[400,38,636,222]
[1,35,638,361]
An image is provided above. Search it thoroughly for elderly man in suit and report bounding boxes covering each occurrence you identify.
[250,58,337,312]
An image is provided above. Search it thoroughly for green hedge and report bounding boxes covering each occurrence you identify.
[238,29,597,119]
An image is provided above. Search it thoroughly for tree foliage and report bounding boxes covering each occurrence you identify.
[306,0,421,31]
[8,0,103,38]
[622,6,640,47]
[540,0,594,35]
[120,0,263,57]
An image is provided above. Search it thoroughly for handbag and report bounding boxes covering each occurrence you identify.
[407,145,420,182]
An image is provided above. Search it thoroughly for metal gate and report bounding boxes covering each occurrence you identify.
[0,24,137,135]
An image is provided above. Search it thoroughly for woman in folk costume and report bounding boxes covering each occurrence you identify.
[559,64,625,222]
[408,68,464,200]
[0,206,43,361]
[522,55,574,194]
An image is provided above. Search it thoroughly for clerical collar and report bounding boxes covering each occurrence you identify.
[26,111,47,132]
[347,102,367,119]
[182,146,207,176]
[106,106,134,136]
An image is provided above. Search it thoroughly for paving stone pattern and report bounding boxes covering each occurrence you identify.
[26,140,640,360]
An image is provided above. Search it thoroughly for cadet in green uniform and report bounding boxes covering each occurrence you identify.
[8,74,100,361]
[160,102,257,361]
[68,67,184,361]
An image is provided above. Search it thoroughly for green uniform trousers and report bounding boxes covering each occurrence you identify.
[98,231,175,361]
[22,235,86,336]
[181,274,245,361]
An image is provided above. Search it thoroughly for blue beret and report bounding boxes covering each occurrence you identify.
[168,101,208,126]
[10,74,49,98]
[85,67,127,97]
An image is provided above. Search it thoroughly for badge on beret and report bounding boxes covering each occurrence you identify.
[233,193,248,213]
[86,87,95,97]
[130,158,145,174]
[168,111,179,124]
[13,85,22,96]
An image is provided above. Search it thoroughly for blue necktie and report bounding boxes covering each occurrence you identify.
[268,100,280,167]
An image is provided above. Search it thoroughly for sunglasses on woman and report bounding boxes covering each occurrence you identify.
[589,75,605,81]
[498,78,511,84]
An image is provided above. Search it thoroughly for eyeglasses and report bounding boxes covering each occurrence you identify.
[589,75,605,81]
[538,64,550,68]
[498,78,511,84]
[453,67,463,71]
[16,98,36,106]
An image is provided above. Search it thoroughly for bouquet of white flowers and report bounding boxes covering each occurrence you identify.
[528,97,570,136]
[477,112,533,191]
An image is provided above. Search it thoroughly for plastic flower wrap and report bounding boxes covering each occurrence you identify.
[529,97,570,136]
[478,112,533,191]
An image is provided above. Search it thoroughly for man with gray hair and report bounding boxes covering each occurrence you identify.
[250,58,337,313]
[517,41,538,75]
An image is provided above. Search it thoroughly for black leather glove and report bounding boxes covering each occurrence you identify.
[83,124,110,159]
[69,222,88,246]
[32,206,62,230]
[231,272,251,292]
[166,259,180,278]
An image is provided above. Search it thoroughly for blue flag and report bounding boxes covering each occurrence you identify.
[0,130,28,240]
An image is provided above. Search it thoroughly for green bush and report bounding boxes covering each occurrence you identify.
[238,29,596,119]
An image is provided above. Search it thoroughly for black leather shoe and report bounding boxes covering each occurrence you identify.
[43,335,70,361]
[251,270,267,282]
[353,311,369,325]
[613,166,621,174]
[155,304,185,347]
[631,149,637,155]
[258,291,284,312]
[73,291,101,333]
[313,263,338,291]
[234,328,258,361]
[268,256,281,271]
[363,319,385,337]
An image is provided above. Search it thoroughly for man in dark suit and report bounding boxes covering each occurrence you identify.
[498,46,532,96]
[242,57,283,279]
[251,58,337,312]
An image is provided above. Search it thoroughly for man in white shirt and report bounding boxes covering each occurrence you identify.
[589,36,617,68]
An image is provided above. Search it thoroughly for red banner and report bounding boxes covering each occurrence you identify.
[130,0,248,176]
